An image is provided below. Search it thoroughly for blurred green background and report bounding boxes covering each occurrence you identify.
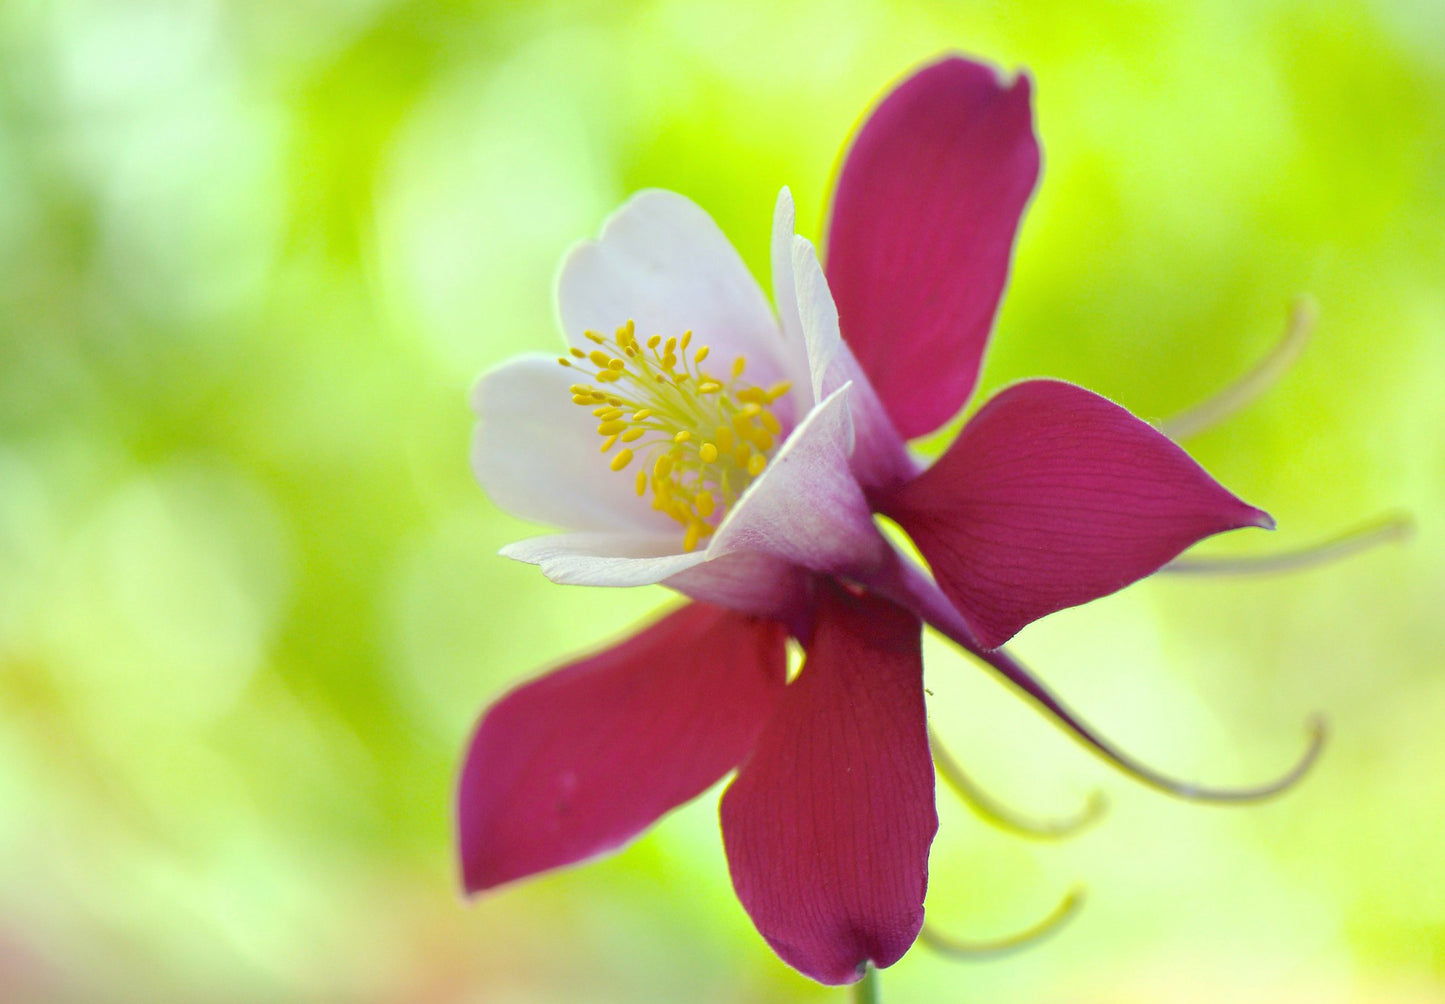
[1,0,1441,1000]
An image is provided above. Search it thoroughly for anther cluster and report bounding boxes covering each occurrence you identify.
[558,320,791,552]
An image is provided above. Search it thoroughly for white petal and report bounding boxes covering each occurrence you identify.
[770,187,815,411]
[791,237,916,487]
[501,531,706,586]
[557,190,791,389]
[470,354,672,533]
[708,384,886,576]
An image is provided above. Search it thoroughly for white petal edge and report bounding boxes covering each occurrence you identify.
[500,531,708,587]
[557,189,792,392]
[471,354,673,533]
[769,186,816,414]
[791,237,917,487]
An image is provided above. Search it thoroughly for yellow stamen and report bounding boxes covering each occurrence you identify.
[559,319,792,550]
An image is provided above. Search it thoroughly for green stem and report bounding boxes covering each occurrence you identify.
[853,964,880,1004]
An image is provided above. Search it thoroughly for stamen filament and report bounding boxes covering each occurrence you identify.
[1163,513,1412,575]
[930,726,1105,840]
[1159,296,1315,441]
[872,549,1327,804]
[919,887,1084,959]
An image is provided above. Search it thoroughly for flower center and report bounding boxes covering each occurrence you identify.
[558,320,791,553]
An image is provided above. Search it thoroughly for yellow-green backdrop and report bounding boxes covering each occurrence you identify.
[0,0,1441,1001]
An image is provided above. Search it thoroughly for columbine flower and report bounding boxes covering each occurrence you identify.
[458,55,1310,986]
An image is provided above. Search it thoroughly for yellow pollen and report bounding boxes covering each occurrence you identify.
[561,320,792,549]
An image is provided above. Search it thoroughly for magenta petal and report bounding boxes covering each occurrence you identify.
[458,602,787,892]
[720,586,936,985]
[825,56,1039,439]
[881,379,1274,649]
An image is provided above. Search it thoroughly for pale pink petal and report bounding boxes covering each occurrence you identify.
[709,385,887,577]
[880,379,1274,649]
[558,189,793,392]
[769,187,817,414]
[720,585,936,984]
[825,56,1040,438]
[459,602,788,892]
[664,550,812,625]
[471,354,673,533]
[792,237,917,488]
